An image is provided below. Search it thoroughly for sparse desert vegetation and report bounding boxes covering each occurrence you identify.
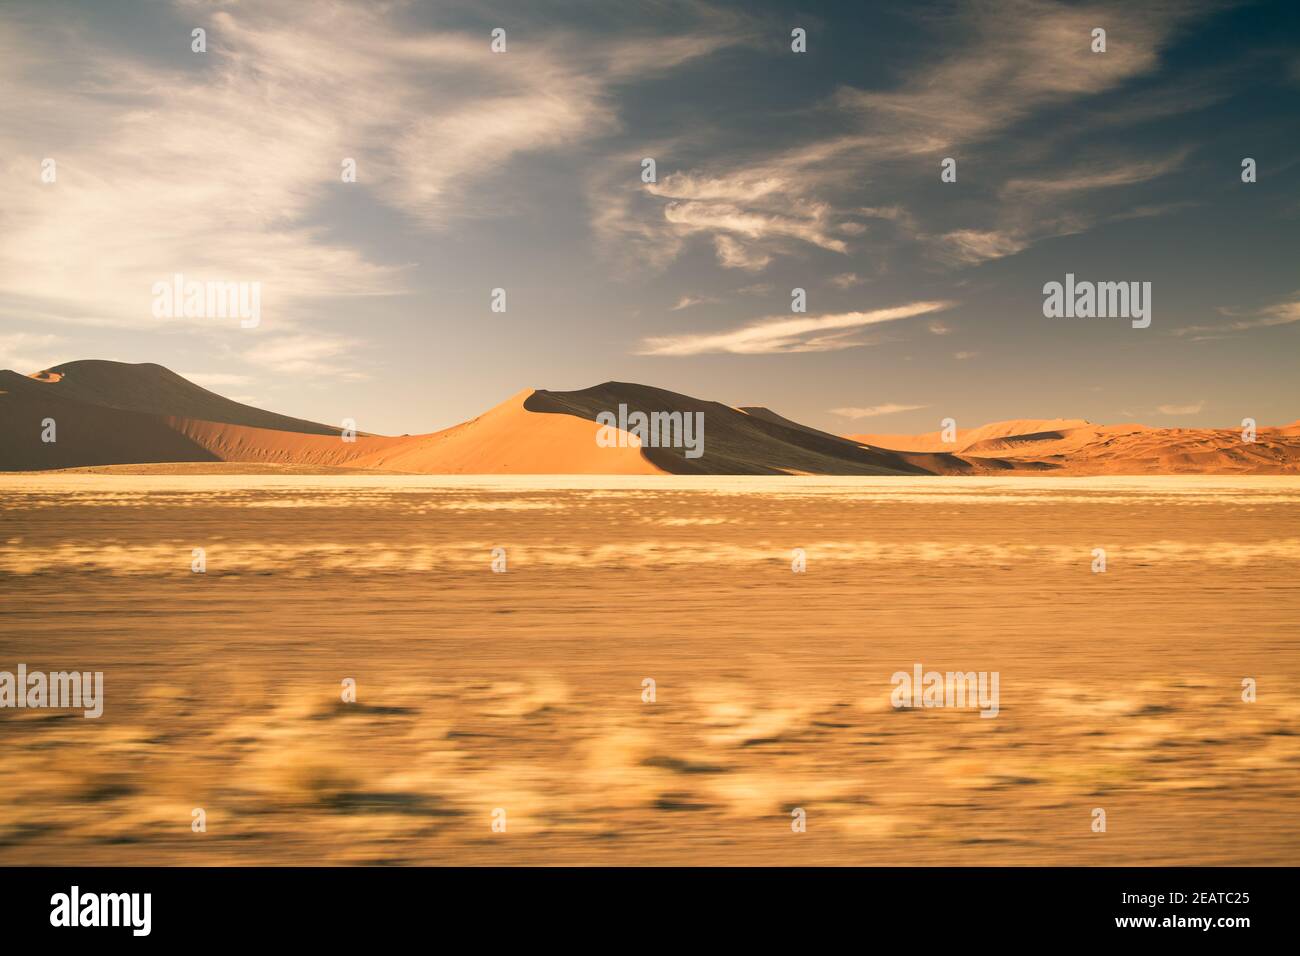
[1,475,1297,864]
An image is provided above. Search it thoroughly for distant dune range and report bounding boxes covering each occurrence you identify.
[1,360,1296,474]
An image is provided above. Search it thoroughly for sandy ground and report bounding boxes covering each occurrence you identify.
[1,474,1297,865]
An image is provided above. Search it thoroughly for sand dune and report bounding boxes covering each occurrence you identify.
[851,418,1093,453]
[849,420,1300,475]
[340,389,659,475]
[2,360,1296,474]
[0,369,220,470]
[0,364,981,476]
[39,360,346,435]
[522,382,961,475]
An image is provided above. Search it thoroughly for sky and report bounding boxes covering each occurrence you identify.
[1,0,1297,436]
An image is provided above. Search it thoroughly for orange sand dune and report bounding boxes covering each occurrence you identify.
[161,389,666,474]
[0,368,662,474]
[0,364,984,476]
[851,418,1093,453]
[344,389,659,475]
[165,416,414,468]
[3,360,1297,475]
[850,420,1300,475]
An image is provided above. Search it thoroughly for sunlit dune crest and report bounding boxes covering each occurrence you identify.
[3,361,1296,475]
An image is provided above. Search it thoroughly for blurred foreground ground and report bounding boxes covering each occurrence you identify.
[1,474,1297,865]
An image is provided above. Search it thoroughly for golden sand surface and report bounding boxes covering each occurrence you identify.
[1,475,1297,864]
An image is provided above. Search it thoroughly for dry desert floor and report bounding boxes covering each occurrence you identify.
[1,473,1298,865]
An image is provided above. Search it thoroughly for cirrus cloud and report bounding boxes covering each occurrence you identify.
[1157,400,1206,415]
[830,403,930,419]
[638,300,954,356]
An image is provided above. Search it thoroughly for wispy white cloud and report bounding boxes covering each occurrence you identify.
[1173,294,1300,337]
[1157,400,1206,415]
[713,235,774,272]
[383,30,738,227]
[0,0,743,348]
[0,5,410,333]
[638,300,953,356]
[833,1,1199,158]
[240,333,366,380]
[655,187,849,268]
[0,333,71,373]
[670,294,719,311]
[591,2,1215,277]
[936,229,1031,265]
[592,138,867,275]
[935,149,1192,264]
[830,273,866,289]
[1002,150,1189,199]
[830,403,930,419]
[935,153,1186,266]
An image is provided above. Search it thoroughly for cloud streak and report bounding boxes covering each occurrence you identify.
[1174,295,1300,338]
[596,1,1212,276]
[0,1,742,342]
[1157,401,1206,415]
[638,301,953,356]
[0,333,71,373]
[830,403,930,419]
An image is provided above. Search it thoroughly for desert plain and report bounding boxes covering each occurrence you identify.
[1,471,1297,865]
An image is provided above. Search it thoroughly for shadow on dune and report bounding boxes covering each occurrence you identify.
[524,382,972,475]
[0,370,224,471]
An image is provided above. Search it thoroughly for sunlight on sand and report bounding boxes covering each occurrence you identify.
[1,474,1297,864]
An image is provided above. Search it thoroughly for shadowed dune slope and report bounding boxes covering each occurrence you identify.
[41,360,346,435]
[523,382,1003,475]
[0,373,664,474]
[526,383,924,474]
[0,370,219,469]
[0,368,401,472]
[3,361,1297,474]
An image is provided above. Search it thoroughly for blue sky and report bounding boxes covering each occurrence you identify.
[1,0,1297,435]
